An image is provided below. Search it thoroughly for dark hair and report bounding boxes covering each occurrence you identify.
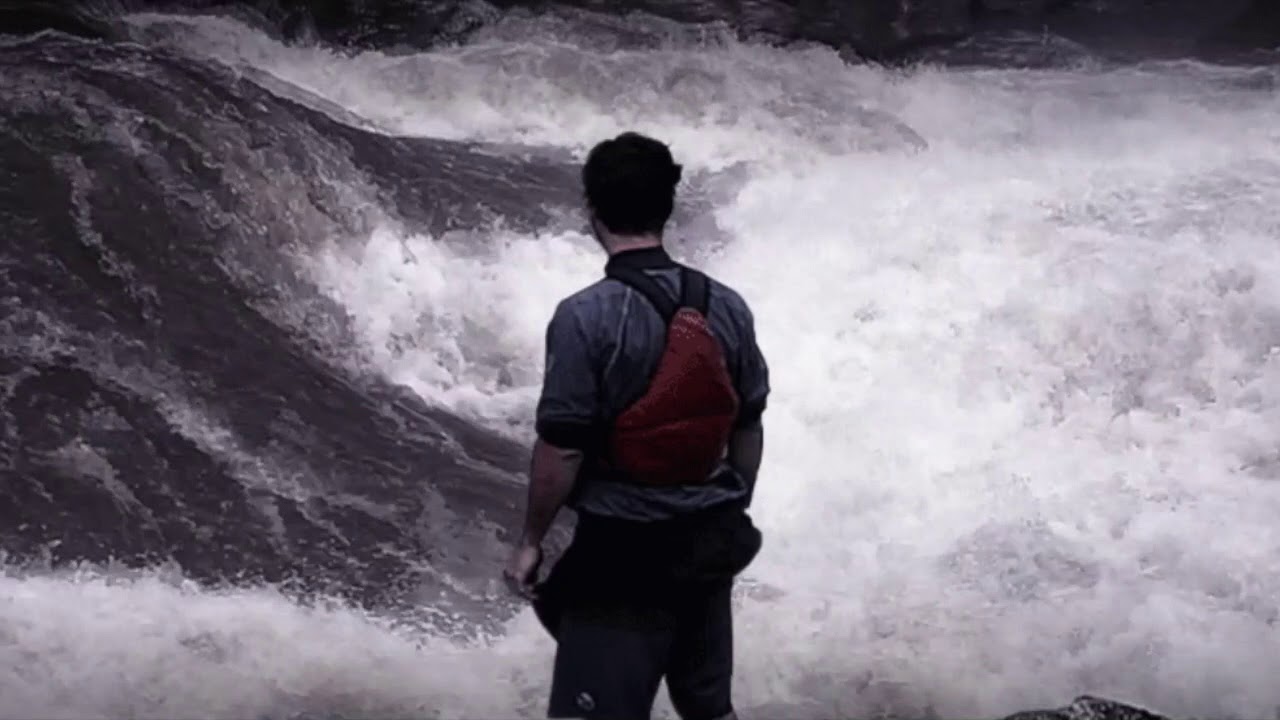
[582,131,683,236]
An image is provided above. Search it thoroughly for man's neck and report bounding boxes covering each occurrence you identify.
[605,234,663,256]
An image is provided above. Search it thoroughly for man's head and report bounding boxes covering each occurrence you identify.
[582,132,683,249]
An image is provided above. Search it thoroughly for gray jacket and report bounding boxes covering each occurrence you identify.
[534,246,770,521]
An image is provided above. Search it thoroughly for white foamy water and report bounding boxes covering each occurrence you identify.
[7,10,1280,720]
[0,569,554,720]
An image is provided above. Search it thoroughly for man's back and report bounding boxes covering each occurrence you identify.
[535,245,770,522]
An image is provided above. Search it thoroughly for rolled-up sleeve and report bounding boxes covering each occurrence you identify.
[734,303,770,428]
[534,300,600,450]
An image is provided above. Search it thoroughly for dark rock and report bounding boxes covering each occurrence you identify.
[5,0,1279,64]
[0,0,112,38]
[1200,0,1280,55]
[1002,695,1169,720]
[1027,0,1262,61]
[976,0,1065,14]
[906,28,1099,68]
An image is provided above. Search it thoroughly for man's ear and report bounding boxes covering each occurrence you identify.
[587,213,608,247]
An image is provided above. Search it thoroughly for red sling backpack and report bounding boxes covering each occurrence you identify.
[603,265,740,486]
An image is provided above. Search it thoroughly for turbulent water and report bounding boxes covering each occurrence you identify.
[2,5,1280,719]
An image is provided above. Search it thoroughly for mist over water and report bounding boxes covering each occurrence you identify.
[4,7,1280,719]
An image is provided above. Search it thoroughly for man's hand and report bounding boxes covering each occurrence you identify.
[503,542,542,600]
[505,438,581,599]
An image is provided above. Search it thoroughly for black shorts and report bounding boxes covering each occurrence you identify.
[546,581,735,720]
[533,505,761,720]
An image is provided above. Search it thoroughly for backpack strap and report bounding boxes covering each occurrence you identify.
[606,265,703,323]
[678,266,711,315]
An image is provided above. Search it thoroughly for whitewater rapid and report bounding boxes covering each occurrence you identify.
[6,9,1280,719]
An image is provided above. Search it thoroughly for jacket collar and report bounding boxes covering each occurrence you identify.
[604,246,676,274]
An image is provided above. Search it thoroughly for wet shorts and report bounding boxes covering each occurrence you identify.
[546,580,735,720]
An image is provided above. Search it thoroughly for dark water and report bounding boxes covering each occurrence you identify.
[0,22,587,627]
[0,3,739,629]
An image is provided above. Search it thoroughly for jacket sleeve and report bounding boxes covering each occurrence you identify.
[534,299,600,450]
[733,302,770,428]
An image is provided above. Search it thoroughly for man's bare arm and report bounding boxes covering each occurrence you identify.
[728,423,764,505]
[519,437,583,548]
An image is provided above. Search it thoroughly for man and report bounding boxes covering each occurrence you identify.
[504,131,770,720]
